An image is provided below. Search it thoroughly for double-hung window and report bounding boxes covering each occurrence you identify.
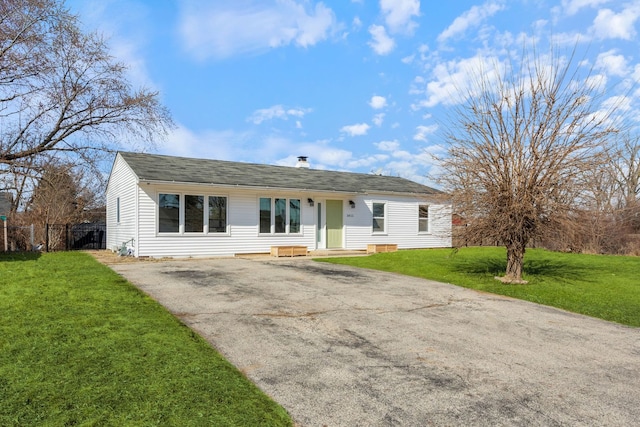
[158,193,227,234]
[185,195,204,232]
[289,199,301,233]
[209,196,227,233]
[260,198,272,234]
[372,202,386,233]
[419,204,430,233]
[259,197,301,234]
[159,193,180,233]
[274,198,287,233]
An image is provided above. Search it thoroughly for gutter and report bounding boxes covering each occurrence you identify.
[136,180,444,198]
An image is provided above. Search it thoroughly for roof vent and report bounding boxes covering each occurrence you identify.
[295,156,310,168]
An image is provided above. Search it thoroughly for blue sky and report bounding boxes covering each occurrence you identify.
[66,0,640,186]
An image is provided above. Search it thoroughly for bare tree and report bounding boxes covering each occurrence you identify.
[0,0,173,209]
[610,133,640,212]
[438,47,620,283]
[26,162,85,224]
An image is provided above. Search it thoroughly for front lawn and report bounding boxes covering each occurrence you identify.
[0,251,292,426]
[318,247,640,327]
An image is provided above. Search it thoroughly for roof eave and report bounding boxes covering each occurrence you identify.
[137,179,360,195]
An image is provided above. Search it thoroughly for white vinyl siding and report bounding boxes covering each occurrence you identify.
[342,196,451,251]
[106,155,138,252]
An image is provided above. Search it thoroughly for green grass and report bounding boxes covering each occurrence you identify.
[318,247,640,327]
[0,251,292,427]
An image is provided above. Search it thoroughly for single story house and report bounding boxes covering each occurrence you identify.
[106,152,451,257]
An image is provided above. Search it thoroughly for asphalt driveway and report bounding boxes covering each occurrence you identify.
[107,256,640,426]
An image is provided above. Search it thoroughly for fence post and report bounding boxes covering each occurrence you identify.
[30,224,35,250]
[45,224,49,252]
[65,224,70,251]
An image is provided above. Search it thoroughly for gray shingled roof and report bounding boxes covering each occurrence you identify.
[119,151,442,195]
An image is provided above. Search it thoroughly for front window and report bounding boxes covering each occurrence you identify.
[289,199,301,233]
[158,193,228,234]
[373,202,385,233]
[159,193,180,233]
[259,197,302,234]
[275,198,286,233]
[185,195,204,232]
[260,198,271,233]
[419,204,429,233]
[209,196,227,233]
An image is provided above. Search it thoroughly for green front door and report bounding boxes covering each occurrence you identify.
[326,200,343,248]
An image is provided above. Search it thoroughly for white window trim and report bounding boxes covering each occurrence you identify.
[372,201,387,235]
[418,204,431,234]
[258,196,303,236]
[157,192,230,236]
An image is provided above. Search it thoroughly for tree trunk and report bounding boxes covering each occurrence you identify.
[502,244,527,283]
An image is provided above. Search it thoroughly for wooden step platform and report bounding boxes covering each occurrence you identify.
[270,245,308,257]
[366,244,398,254]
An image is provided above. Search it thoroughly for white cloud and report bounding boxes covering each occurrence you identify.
[380,0,420,34]
[551,31,589,46]
[562,0,611,16]
[414,124,438,141]
[595,50,629,77]
[352,16,362,30]
[69,1,156,89]
[162,125,254,161]
[368,24,395,55]
[346,154,390,169]
[369,95,388,109]
[633,64,640,83]
[340,123,371,136]
[370,139,442,184]
[247,105,311,124]
[276,144,353,169]
[437,1,505,43]
[417,54,504,108]
[401,54,415,64]
[372,113,385,127]
[375,140,400,151]
[392,150,412,160]
[602,95,632,112]
[591,5,640,40]
[178,1,338,60]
